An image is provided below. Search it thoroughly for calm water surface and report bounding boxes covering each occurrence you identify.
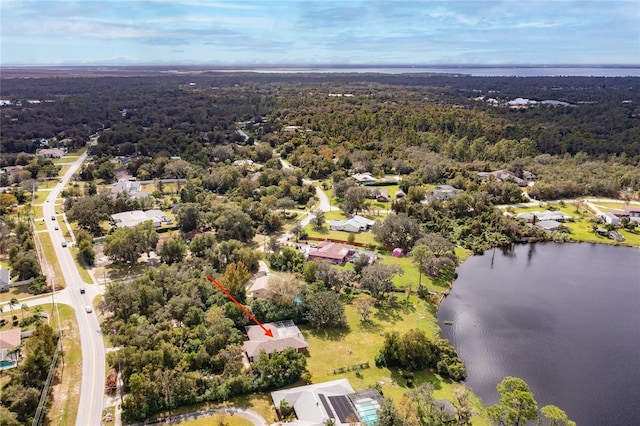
[438,243,640,426]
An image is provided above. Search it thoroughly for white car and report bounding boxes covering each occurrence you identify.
[85,305,93,313]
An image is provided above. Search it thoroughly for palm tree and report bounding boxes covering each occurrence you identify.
[21,303,29,321]
[8,298,18,326]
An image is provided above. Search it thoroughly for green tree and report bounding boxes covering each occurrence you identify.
[487,376,538,426]
[360,263,403,299]
[411,244,433,288]
[353,295,376,321]
[303,291,346,329]
[375,398,405,426]
[158,236,186,264]
[341,186,370,215]
[176,203,202,233]
[540,405,576,426]
[104,222,158,265]
[219,261,251,304]
[372,213,423,251]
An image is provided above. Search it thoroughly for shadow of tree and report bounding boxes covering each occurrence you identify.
[388,367,445,392]
[358,319,383,333]
[373,299,416,324]
[305,324,351,341]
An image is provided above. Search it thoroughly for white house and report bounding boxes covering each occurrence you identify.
[328,215,375,233]
[351,172,377,184]
[599,212,620,225]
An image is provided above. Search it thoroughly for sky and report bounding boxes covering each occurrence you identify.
[1,0,639,66]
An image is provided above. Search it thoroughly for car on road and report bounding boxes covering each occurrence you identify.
[54,226,59,230]
[61,241,67,247]
[85,305,92,313]
[80,288,86,294]
[51,216,56,220]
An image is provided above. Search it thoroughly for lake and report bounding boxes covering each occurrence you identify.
[438,243,640,425]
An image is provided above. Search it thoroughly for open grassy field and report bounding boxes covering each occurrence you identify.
[304,225,379,246]
[45,303,82,426]
[300,295,488,424]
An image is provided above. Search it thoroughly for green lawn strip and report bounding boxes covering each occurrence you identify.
[36,232,66,289]
[45,303,81,426]
[0,287,44,307]
[33,190,51,204]
[71,246,95,284]
[141,182,181,195]
[34,218,48,232]
[53,156,80,164]
[57,165,71,177]
[67,147,87,156]
[173,416,252,426]
[34,205,44,218]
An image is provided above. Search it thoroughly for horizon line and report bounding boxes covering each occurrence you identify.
[2,63,639,69]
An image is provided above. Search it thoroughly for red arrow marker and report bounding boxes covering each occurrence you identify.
[207,275,273,337]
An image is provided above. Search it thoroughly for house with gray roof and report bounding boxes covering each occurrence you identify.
[243,320,308,363]
[328,215,375,233]
[351,172,377,184]
[599,212,620,225]
[0,268,10,292]
[536,220,563,231]
[111,209,171,228]
[422,185,463,204]
[478,169,532,187]
[271,379,383,425]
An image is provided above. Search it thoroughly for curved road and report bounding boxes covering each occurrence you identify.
[42,143,106,426]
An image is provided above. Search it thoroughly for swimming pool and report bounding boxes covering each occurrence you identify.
[354,399,379,425]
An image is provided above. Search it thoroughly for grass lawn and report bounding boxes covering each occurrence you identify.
[300,295,488,423]
[71,247,95,284]
[34,205,44,218]
[67,147,87,156]
[45,304,82,426]
[34,190,51,204]
[57,165,71,177]
[305,226,379,246]
[53,156,80,164]
[36,232,66,289]
[173,416,252,426]
[34,218,48,232]
[0,286,34,305]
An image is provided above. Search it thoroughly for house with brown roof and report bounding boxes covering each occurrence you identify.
[307,241,355,264]
[243,320,308,363]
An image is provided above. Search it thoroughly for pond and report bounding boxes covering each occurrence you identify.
[438,243,640,426]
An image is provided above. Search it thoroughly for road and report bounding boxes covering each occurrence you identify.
[42,141,106,426]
